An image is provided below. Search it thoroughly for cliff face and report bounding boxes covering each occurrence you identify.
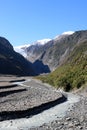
[21,30,87,71]
[37,38,87,91]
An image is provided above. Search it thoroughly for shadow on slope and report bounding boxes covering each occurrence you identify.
[0,36,35,76]
[0,84,18,89]
[33,59,51,75]
[0,88,26,97]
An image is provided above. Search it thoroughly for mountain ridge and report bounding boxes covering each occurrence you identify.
[37,34,87,91]
[1,30,87,77]
[14,31,75,71]
[21,30,87,71]
[14,31,74,55]
[14,30,87,74]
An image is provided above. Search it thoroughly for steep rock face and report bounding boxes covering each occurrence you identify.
[0,37,35,76]
[38,40,87,91]
[25,30,87,71]
[26,40,53,62]
[14,30,87,72]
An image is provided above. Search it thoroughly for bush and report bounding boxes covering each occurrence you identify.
[73,76,85,89]
[56,76,72,91]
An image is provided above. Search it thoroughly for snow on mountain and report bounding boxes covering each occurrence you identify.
[62,31,74,35]
[14,44,30,57]
[54,31,74,41]
[14,32,74,57]
[14,39,51,57]
[32,39,52,46]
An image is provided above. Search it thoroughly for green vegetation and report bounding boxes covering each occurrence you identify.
[37,41,87,91]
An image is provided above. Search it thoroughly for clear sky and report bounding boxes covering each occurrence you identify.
[0,0,87,46]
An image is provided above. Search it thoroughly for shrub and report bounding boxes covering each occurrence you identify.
[73,76,85,89]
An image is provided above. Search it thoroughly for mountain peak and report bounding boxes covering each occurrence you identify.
[54,31,74,41]
[33,39,52,46]
[62,31,74,35]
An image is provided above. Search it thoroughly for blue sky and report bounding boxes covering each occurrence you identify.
[0,0,87,46]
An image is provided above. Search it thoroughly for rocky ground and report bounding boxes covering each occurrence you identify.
[29,86,87,130]
[0,75,62,121]
[0,75,87,129]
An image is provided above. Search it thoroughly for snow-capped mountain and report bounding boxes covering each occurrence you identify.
[14,32,75,60]
[14,39,52,57]
[54,31,74,41]
[14,44,30,57]
[14,32,74,54]
[13,30,87,74]
[14,32,74,55]
[62,31,74,35]
[32,39,51,46]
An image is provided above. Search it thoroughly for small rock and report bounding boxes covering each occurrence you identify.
[68,123,73,128]
[80,116,84,123]
[78,126,83,129]
[64,122,68,125]
[58,125,63,129]
[66,117,71,121]
[74,122,80,126]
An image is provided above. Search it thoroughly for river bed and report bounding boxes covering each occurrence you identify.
[0,92,80,130]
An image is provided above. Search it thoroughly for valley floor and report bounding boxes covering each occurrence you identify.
[0,75,87,130]
[32,86,87,130]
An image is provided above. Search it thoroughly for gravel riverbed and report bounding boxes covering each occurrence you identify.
[0,90,80,130]
[30,86,87,130]
[0,75,87,130]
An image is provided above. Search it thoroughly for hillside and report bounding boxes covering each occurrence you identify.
[41,30,87,71]
[37,39,87,91]
[15,30,87,73]
[0,37,35,76]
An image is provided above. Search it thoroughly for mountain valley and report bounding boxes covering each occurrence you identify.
[15,30,87,72]
[0,30,87,129]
